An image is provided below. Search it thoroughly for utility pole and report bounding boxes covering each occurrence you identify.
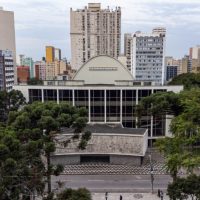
[149,154,154,193]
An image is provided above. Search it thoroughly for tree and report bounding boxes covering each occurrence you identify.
[168,73,200,90]
[137,88,200,182]
[8,101,89,196]
[0,90,26,122]
[167,175,200,200]
[27,77,43,85]
[57,188,92,200]
[0,125,45,199]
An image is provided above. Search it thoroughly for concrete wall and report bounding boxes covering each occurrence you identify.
[51,154,142,166]
[51,155,80,165]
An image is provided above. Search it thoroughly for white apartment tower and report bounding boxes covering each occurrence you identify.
[70,3,121,70]
[131,27,166,85]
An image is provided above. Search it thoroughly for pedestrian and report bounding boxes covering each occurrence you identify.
[160,190,164,200]
[120,195,123,200]
[157,189,160,197]
[105,192,108,200]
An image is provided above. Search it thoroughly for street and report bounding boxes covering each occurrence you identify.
[52,174,172,193]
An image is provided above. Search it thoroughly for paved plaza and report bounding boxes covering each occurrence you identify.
[92,193,169,200]
[62,150,168,175]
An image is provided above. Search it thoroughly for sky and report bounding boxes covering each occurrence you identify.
[1,0,200,61]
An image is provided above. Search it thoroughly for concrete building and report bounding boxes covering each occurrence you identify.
[17,66,30,83]
[165,56,181,79]
[55,48,61,61]
[0,50,14,91]
[192,59,200,73]
[21,57,34,78]
[166,65,178,81]
[14,55,183,142]
[131,27,166,85]
[124,33,133,71]
[189,45,200,59]
[70,3,121,70]
[52,124,148,166]
[17,54,25,66]
[0,8,16,83]
[46,46,55,62]
[180,55,191,74]
[34,61,46,80]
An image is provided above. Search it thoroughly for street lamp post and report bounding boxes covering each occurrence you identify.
[149,154,154,193]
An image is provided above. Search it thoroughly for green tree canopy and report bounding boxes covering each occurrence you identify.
[0,90,26,122]
[7,101,89,196]
[138,88,200,181]
[168,73,200,89]
[27,77,43,85]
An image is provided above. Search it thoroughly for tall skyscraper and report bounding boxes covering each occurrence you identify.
[131,27,166,85]
[70,3,121,70]
[46,46,55,62]
[0,8,16,83]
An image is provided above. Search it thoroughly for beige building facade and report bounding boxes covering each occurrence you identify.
[70,3,121,70]
[0,8,16,82]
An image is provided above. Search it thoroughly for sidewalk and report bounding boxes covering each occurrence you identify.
[92,193,169,200]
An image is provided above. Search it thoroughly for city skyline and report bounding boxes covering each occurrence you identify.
[1,0,200,61]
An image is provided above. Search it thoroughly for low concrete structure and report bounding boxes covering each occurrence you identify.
[51,124,148,166]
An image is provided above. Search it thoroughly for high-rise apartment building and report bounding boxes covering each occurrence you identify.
[131,27,166,85]
[180,55,191,74]
[0,50,14,91]
[0,8,16,83]
[21,57,34,78]
[124,33,133,71]
[55,48,61,61]
[70,3,121,70]
[189,45,200,59]
[17,66,30,83]
[34,61,46,80]
[46,46,55,62]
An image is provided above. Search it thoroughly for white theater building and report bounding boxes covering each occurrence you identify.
[14,56,183,164]
[14,55,183,145]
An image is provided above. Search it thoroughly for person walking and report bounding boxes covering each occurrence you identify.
[160,190,164,200]
[120,195,123,200]
[157,189,161,197]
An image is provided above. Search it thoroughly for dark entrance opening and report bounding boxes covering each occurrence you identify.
[80,155,110,163]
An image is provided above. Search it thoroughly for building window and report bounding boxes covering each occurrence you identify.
[74,90,88,108]
[90,90,104,122]
[29,89,42,103]
[106,90,120,122]
[44,89,57,101]
[122,90,136,128]
[59,90,73,104]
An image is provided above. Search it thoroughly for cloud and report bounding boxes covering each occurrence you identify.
[1,0,200,60]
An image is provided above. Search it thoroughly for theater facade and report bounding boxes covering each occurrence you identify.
[14,55,183,141]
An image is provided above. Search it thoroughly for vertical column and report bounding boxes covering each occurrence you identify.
[104,89,107,123]
[72,89,75,106]
[42,89,44,103]
[120,89,122,124]
[151,89,154,138]
[136,89,138,128]
[57,89,59,104]
[88,89,91,123]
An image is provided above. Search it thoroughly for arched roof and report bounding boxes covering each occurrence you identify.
[73,55,133,85]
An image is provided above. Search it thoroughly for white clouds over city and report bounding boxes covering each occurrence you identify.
[1,0,200,60]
